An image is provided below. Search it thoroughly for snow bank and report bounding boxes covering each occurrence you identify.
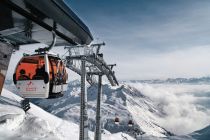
[0,105,24,130]
[103,132,134,140]
[0,88,81,140]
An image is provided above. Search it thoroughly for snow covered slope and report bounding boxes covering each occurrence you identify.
[4,79,210,139]
[31,80,172,138]
[0,88,134,140]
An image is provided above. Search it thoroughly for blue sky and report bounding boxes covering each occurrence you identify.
[7,0,210,81]
[67,0,210,51]
[63,0,210,80]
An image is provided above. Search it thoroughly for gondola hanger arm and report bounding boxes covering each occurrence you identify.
[35,22,57,53]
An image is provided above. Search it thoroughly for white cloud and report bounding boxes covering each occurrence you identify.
[106,45,210,80]
[129,83,210,135]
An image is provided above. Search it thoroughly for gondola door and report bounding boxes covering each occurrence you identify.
[14,54,50,98]
[48,57,68,98]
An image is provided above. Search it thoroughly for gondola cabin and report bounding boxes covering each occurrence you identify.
[114,117,120,125]
[13,53,68,98]
[128,120,134,127]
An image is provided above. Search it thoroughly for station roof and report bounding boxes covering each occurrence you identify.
[0,0,93,46]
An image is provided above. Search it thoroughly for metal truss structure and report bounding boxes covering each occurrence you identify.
[64,43,118,140]
[64,43,118,86]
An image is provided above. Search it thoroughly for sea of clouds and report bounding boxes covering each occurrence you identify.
[128,83,210,135]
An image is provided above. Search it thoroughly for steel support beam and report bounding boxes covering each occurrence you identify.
[94,75,103,140]
[80,58,89,140]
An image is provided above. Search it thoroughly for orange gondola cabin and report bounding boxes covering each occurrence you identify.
[13,53,68,98]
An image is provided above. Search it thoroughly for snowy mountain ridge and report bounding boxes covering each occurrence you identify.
[30,80,173,138]
[3,79,210,139]
[127,76,210,84]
